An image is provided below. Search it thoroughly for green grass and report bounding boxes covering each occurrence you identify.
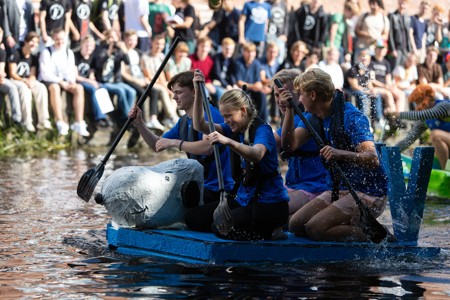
[0,126,71,158]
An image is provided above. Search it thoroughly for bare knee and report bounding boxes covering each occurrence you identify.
[304,219,325,241]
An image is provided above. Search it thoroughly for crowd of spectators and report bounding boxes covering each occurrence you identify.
[0,0,449,145]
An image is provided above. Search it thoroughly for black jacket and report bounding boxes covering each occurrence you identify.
[0,0,35,46]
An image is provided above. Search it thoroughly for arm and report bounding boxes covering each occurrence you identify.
[238,14,246,45]
[140,15,152,38]
[320,140,381,168]
[7,62,22,81]
[399,102,450,120]
[208,130,267,163]
[329,22,338,48]
[64,10,72,36]
[69,19,81,42]
[39,10,48,42]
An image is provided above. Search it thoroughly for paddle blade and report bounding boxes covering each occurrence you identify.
[359,205,387,243]
[77,163,105,202]
[213,192,233,235]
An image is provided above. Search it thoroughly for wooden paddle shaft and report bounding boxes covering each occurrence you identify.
[199,83,225,191]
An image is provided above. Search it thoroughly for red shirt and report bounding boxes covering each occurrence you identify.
[189,53,214,83]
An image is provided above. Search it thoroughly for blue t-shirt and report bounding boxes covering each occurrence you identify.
[242,1,271,42]
[425,100,450,132]
[277,114,330,193]
[163,105,234,192]
[235,57,262,84]
[323,102,388,197]
[222,122,289,206]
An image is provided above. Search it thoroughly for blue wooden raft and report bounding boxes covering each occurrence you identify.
[107,146,441,265]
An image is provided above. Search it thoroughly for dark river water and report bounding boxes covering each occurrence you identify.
[0,146,449,299]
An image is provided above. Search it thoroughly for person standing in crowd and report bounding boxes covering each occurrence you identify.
[124,0,152,53]
[69,0,104,51]
[197,0,240,52]
[0,0,35,55]
[280,68,388,242]
[148,0,173,49]
[425,4,444,49]
[266,0,289,64]
[39,0,72,48]
[39,28,89,137]
[0,27,22,128]
[192,70,289,240]
[74,35,111,129]
[238,0,271,58]
[354,0,389,62]
[90,0,122,35]
[410,0,430,63]
[326,1,358,65]
[128,70,234,218]
[169,0,197,54]
[7,31,51,132]
[387,0,412,69]
[287,0,328,54]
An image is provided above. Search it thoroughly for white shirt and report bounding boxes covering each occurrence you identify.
[124,0,150,38]
[38,46,77,83]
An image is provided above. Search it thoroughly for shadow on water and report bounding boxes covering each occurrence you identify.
[0,147,449,298]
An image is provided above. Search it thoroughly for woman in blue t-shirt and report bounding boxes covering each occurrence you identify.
[271,69,330,215]
[279,68,388,242]
[192,69,289,240]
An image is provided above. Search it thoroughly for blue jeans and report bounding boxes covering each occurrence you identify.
[79,82,106,121]
[352,90,383,122]
[102,82,136,122]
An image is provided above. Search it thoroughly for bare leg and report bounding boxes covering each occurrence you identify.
[48,83,64,122]
[66,83,85,123]
[305,205,368,242]
[288,196,329,236]
[430,129,450,170]
[288,190,313,215]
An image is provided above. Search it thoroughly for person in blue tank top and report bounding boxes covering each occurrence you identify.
[395,84,450,170]
[279,68,388,242]
[271,69,330,216]
[128,71,234,210]
[192,69,289,240]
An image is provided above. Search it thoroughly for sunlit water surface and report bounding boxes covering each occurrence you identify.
[0,147,449,298]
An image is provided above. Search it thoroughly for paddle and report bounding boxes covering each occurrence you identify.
[77,36,181,202]
[274,79,387,243]
[198,82,233,235]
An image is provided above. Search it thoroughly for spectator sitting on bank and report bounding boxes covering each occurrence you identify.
[142,34,180,130]
[7,31,52,132]
[418,46,450,100]
[0,27,22,128]
[211,38,238,103]
[393,52,419,99]
[74,35,111,129]
[165,41,191,82]
[319,47,344,90]
[278,41,309,72]
[38,28,89,137]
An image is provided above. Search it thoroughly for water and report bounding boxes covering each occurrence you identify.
[0,147,449,298]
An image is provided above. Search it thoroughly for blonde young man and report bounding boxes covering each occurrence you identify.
[39,28,89,136]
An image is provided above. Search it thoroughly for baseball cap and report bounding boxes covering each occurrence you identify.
[375,39,387,48]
